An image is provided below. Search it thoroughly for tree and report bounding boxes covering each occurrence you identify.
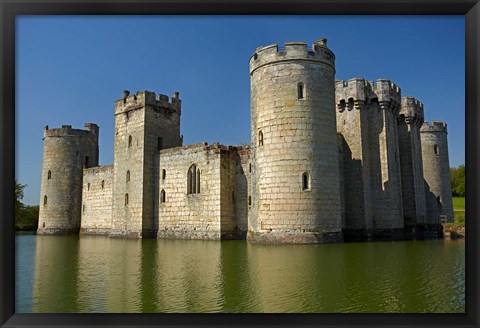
[450,165,465,197]
[15,180,39,231]
[15,180,26,219]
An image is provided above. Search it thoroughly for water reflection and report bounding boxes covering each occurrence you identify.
[25,236,464,313]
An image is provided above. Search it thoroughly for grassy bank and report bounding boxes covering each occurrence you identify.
[451,197,465,227]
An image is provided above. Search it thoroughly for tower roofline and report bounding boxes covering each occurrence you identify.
[249,39,335,75]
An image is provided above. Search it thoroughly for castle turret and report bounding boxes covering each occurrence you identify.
[248,39,343,243]
[420,121,454,223]
[110,90,182,238]
[336,78,404,240]
[398,97,428,230]
[37,124,99,234]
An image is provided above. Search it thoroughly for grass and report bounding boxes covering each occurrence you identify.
[452,197,465,211]
[451,196,465,226]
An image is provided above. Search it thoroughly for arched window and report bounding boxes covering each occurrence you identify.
[248,195,252,206]
[101,180,105,189]
[87,183,90,191]
[47,170,51,180]
[161,189,166,203]
[162,169,166,180]
[249,163,252,173]
[434,145,439,155]
[126,170,130,182]
[297,82,305,99]
[187,164,200,194]
[43,195,47,206]
[128,135,132,147]
[302,172,310,191]
[258,131,263,146]
[125,193,129,205]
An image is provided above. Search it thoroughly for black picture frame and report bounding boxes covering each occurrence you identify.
[1,1,479,327]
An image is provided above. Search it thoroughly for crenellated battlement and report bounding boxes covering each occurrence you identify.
[114,90,181,116]
[336,78,401,112]
[420,121,448,133]
[249,38,335,74]
[43,124,98,140]
[400,96,424,125]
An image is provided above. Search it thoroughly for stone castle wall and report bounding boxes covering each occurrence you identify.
[38,38,453,243]
[81,165,114,235]
[38,124,99,235]
[249,39,343,244]
[156,143,247,240]
[420,122,454,223]
[398,97,427,227]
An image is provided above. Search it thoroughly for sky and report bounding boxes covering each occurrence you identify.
[16,16,465,205]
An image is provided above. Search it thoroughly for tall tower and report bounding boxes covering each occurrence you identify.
[336,78,404,240]
[37,124,99,234]
[248,39,343,243]
[420,121,454,223]
[398,97,427,228]
[110,90,182,238]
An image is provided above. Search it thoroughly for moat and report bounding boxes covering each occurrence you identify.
[16,234,464,313]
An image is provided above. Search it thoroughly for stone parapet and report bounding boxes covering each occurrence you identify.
[250,38,335,75]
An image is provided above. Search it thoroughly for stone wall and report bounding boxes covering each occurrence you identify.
[249,39,343,243]
[157,143,246,240]
[420,121,454,223]
[111,90,182,238]
[398,97,427,227]
[81,165,114,235]
[38,124,99,235]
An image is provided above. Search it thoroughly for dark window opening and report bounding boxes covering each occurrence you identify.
[434,145,439,155]
[161,189,166,203]
[126,170,130,182]
[47,170,51,180]
[248,196,252,206]
[125,193,129,205]
[302,172,310,191]
[128,135,132,147]
[87,183,90,191]
[43,222,45,228]
[84,156,89,167]
[258,131,263,146]
[101,180,104,189]
[249,163,252,173]
[162,169,166,180]
[297,83,305,99]
[43,195,47,206]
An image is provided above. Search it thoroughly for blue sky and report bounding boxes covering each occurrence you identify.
[16,16,465,205]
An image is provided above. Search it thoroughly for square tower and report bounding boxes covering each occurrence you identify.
[110,90,182,238]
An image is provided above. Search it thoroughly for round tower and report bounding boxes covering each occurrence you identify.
[248,39,343,243]
[420,121,454,223]
[37,124,99,234]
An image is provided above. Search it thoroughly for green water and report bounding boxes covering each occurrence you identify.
[15,235,465,313]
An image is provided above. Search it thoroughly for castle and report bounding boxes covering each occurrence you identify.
[37,39,453,243]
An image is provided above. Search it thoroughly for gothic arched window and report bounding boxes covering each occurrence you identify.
[187,164,200,195]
